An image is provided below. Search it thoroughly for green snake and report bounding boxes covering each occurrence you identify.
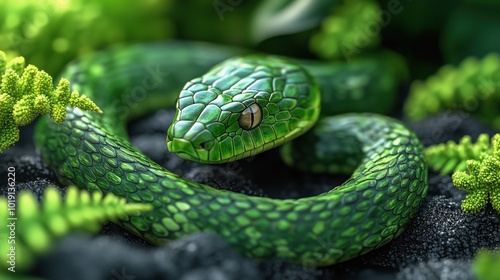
[34,41,428,266]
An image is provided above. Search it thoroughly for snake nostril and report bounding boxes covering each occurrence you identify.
[198,140,214,150]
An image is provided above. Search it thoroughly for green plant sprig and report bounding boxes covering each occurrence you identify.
[425,133,492,175]
[0,51,102,152]
[451,134,500,214]
[403,53,500,127]
[0,186,153,271]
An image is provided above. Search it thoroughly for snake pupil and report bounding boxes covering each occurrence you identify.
[239,103,262,130]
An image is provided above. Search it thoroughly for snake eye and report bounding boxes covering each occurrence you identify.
[239,103,262,130]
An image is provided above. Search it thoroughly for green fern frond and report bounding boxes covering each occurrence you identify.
[425,133,492,175]
[403,53,500,127]
[309,0,382,61]
[0,186,153,271]
[0,51,102,152]
[451,134,500,214]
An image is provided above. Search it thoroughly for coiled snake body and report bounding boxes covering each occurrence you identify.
[35,41,428,265]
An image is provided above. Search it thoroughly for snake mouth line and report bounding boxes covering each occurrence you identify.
[167,137,214,162]
[167,138,196,156]
[174,152,197,161]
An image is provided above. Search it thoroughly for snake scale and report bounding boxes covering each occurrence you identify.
[34,41,428,266]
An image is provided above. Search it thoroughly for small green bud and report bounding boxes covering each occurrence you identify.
[69,91,102,114]
[6,56,25,76]
[51,103,67,124]
[13,97,36,126]
[34,95,51,115]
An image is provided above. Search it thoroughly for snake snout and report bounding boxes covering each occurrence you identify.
[166,121,218,163]
[167,138,197,158]
[167,137,218,163]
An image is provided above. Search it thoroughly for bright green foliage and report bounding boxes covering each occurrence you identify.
[0,0,172,76]
[309,0,381,60]
[0,186,153,271]
[404,53,500,127]
[472,248,500,280]
[452,134,500,214]
[425,133,492,175]
[0,51,102,152]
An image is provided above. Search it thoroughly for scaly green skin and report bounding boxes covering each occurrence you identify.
[167,55,321,163]
[34,41,428,265]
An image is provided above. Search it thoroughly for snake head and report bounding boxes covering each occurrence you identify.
[167,55,320,164]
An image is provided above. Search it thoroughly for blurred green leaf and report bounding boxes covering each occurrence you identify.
[0,0,172,76]
[374,0,462,79]
[441,1,500,65]
[309,0,382,61]
[250,0,341,44]
[473,249,500,280]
